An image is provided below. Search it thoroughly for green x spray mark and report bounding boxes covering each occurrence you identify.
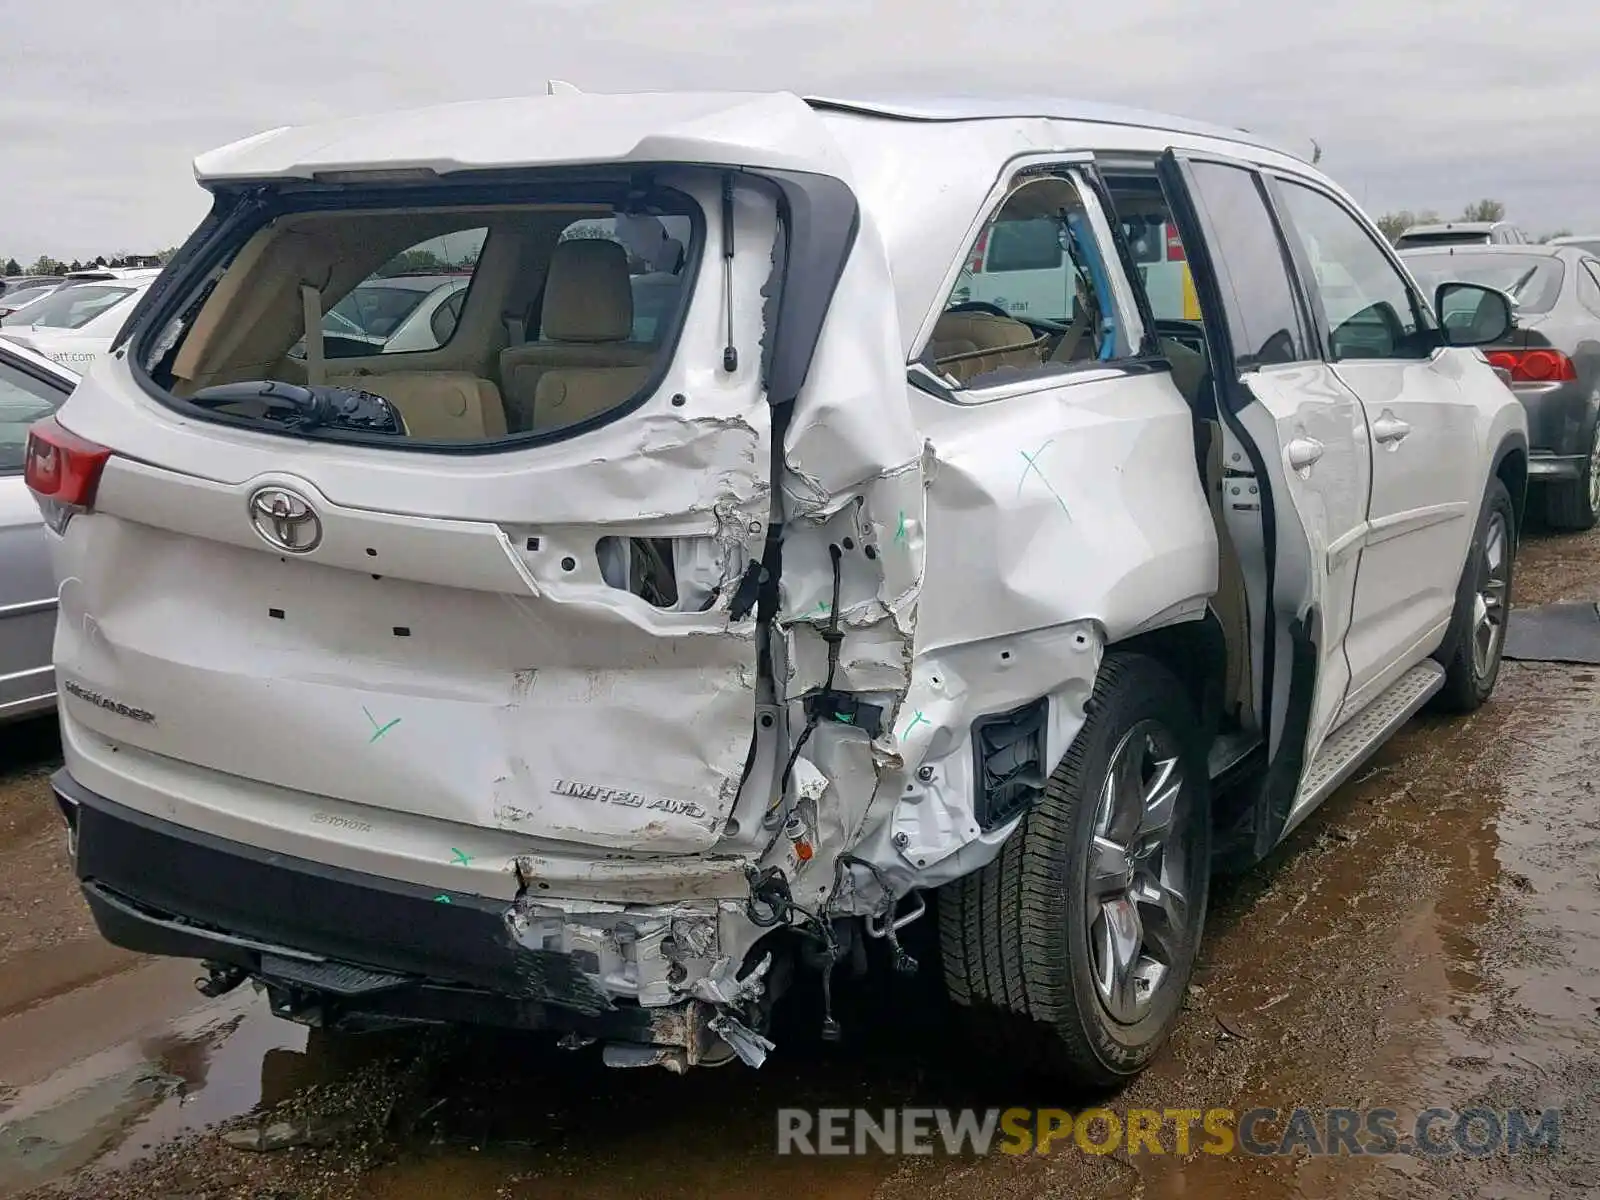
[363,706,401,743]
[1018,440,1071,516]
[449,848,473,866]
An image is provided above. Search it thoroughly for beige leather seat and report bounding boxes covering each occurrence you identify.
[325,371,507,440]
[925,310,1048,385]
[498,239,654,431]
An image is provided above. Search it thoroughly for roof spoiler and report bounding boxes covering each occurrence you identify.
[546,80,582,96]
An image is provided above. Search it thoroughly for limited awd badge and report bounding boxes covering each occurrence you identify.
[248,485,323,553]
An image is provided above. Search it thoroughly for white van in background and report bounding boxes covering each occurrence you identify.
[958,207,1201,324]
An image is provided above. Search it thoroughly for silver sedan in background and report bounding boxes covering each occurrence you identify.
[1403,243,1600,529]
[1,339,75,722]
[1548,234,1600,257]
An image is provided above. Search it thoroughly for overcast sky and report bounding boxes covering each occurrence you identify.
[2,0,1595,262]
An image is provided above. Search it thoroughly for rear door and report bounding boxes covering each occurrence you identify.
[1267,176,1481,720]
[1159,151,1370,767]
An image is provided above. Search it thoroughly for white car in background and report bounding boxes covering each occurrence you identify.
[303,274,472,359]
[0,281,65,320]
[1,339,77,723]
[1547,234,1600,257]
[0,270,159,372]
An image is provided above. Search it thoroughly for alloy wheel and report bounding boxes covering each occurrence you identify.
[1471,510,1510,680]
[1086,720,1194,1024]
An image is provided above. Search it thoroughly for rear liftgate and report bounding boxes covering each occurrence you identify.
[54,164,926,1069]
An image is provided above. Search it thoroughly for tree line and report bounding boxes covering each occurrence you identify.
[3,248,179,277]
[1372,199,1570,245]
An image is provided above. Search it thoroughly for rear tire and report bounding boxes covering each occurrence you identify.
[939,653,1210,1088]
[1543,420,1600,531]
[1433,478,1516,713]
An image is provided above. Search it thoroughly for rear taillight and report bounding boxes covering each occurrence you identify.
[1486,348,1578,384]
[24,416,112,533]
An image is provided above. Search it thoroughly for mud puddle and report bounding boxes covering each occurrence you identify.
[0,962,323,1196]
[0,719,324,1197]
[8,527,1600,1199]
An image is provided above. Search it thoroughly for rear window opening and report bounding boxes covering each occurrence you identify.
[137,184,703,450]
[1403,252,1565,316]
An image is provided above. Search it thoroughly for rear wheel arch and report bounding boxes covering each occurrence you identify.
[1109,612,1228,744]
[1492,436,1528,538]
[937,650,1213,1085]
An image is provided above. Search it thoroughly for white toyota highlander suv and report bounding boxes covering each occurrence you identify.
[28,90,1527,1084]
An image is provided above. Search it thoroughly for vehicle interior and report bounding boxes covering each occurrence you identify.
[918,166,1253,757]
[1100,170,1255,757]
[156,202,693,441]
[922,175,1142,386]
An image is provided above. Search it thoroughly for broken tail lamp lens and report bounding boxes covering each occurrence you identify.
[24,416,112,534]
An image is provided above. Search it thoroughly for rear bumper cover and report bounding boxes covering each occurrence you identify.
[1515,381,1595,465]
[1528,450,1585,480]
[53,770,767,1065]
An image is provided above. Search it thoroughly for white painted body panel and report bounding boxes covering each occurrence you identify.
[43,91,1526,1004]
[1334,348,1506,721]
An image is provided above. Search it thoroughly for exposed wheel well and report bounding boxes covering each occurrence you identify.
[1495,446,1528,537]
[1110,612,1228,740]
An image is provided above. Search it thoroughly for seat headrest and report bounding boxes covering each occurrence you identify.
[541,238,634,343]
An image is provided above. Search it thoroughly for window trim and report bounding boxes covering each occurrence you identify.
[1264,171,1440,366]
[1080,160,1161,358]
[910,154,1152,402]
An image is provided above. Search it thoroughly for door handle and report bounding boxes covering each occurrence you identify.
[1287,436,1324,472]
[1372,411,1411,446]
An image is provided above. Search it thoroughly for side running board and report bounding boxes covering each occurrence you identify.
[1281,660,1445,839]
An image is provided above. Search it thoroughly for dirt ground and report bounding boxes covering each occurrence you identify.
[2,521,1598,1200]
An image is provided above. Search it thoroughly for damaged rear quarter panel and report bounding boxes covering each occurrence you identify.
[911,369,1217,654]
[840,367,1219,897]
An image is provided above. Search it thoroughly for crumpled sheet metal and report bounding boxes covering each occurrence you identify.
[707,1013,777,1068]
[762,252,1217,913]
